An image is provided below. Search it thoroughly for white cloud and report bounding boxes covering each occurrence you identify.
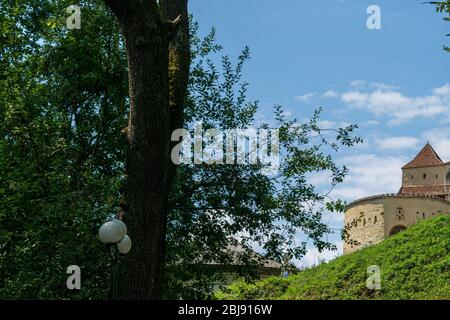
[350,80,367,87]
[341,91,369,106]
[352,138,371,149]
[298,242,343,267]
[350,81,397,90]
[322,210,344,224]
[281,110,292,117]
[375,136,419,150]
[315,119,356,130]
[295,92,316,102]
[331,154,406,201]
[332,83,450,124]
[360,119,380,126]
[432,83,450,96]
[307,170,333,186]
[316,120,336,128]
[369,82,398,91]
[423,128,450,160]
[323,90,339,98]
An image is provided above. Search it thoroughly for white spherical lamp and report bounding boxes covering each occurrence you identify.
[114,219,127,240]
[117,235,132,254]
[98,221,123,244]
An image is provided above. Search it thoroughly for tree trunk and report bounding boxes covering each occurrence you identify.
[103,0,189,299]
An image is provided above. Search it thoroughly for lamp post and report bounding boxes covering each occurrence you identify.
[98,219,132,300]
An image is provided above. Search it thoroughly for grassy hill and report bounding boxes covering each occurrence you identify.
[216,215,450,300]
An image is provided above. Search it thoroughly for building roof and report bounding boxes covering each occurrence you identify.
[402,143,443,169]
[345,193,450,210]
[398,185,449,197]
[205,244,285,270]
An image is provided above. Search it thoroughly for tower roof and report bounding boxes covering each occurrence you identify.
[402,143,443,169]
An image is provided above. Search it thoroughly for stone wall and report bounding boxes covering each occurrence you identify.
[344,195,450,254]
[344,200,385,254]
[382,196,450,235]
[402,165,447,187]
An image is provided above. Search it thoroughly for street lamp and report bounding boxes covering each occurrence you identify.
[98,219,132,300]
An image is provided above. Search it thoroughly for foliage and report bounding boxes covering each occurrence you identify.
[217,215,450,300]
[0,2,360,299]
[0,0,127,299]
[163,21,361,299]
[429,1,450,51]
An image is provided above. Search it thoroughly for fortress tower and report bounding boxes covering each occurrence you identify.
[344,143,450,254]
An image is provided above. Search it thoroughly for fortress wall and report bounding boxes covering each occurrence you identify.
[382,197,450,236]
[344,196,450,254]
[344,201,385,254]
[445,163,450,183]
[402,165,446,187]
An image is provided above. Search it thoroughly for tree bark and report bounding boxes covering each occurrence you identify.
[103,0,189,299]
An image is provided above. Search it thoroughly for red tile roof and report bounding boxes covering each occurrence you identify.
[398,185,449,197]
[402,143,443,169]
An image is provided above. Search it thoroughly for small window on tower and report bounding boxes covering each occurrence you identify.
[396,208,404,220]
[436,174,438,179]
[411,175,414,180]
[423,173,427,179]
[374,216,377,224]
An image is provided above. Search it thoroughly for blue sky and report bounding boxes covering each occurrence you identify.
[190,0,450,266]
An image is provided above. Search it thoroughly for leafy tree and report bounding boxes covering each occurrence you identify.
[102,0,191,299]
[163,22,361,299]
[103,0,361,299]
[0,0,127,299]
[0,0,360,299]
